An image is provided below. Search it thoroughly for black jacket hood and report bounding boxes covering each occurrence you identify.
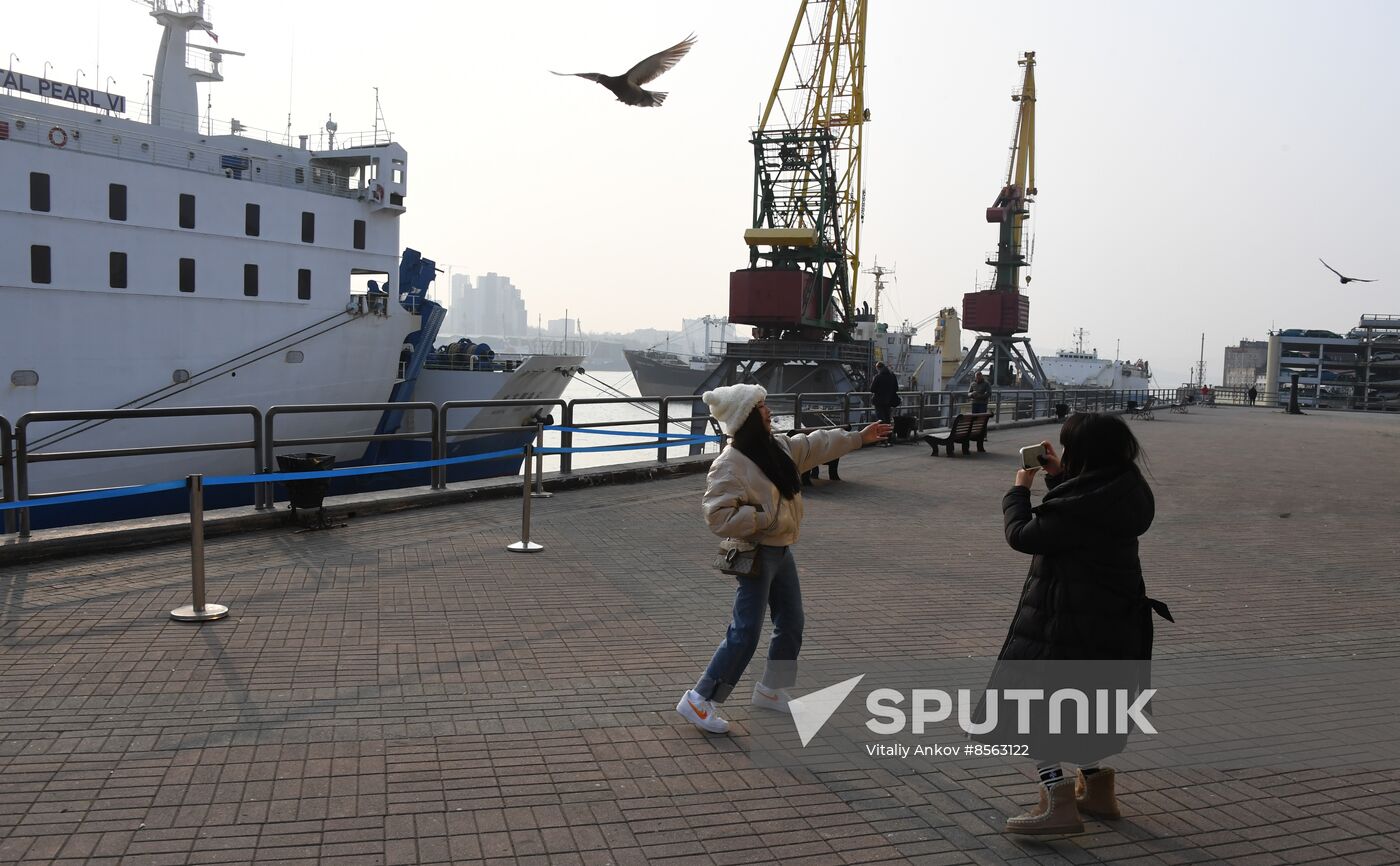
[1035,465,1155,538]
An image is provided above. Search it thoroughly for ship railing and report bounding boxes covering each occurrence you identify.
[7,406,264,538]
[1,105,358,198]
[422,352,525,373]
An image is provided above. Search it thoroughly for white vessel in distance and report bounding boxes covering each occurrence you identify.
[1038,329,1152,389]
[1,1,580,527]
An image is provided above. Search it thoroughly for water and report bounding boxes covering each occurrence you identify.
[533,370,720,473]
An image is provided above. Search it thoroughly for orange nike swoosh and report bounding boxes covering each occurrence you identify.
[757,691,780,701]
[686,698,708,719]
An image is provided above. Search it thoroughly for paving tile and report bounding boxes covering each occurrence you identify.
[2,409,1399,864]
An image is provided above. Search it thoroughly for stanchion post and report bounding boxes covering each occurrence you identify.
[508,445,544,553]
[531,423,552,498]
[171,474,228,622]
[657,398,669,464]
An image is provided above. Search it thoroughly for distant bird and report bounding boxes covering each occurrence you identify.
[1319,258,1377,284]
[551,34,697,108]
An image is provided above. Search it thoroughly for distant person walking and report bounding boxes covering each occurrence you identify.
[969,371,992,414]
[677,384,891,734]
[995,413,1172,835]
[1247,385,1258,406]
[870,362,899,446]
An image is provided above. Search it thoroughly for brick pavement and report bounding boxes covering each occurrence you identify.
[2,407,1399,865]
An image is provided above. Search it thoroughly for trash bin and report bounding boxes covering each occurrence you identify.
[892,414,916,440]
[276,452,335,510]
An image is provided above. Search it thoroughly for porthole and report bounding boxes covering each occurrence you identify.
[285,350,304,364]
[172,369,191,383]
[10,370,39,387]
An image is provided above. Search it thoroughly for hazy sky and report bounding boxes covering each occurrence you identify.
[9,0,1398,386]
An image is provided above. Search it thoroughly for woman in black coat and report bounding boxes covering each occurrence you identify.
[995,413,1171,836]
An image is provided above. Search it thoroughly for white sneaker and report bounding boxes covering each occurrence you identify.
[751,682,794,713]
[676,689,730,734]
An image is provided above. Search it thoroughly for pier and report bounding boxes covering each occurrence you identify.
[2,406,1398,864]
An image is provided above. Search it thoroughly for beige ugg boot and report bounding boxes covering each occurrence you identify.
[1075,767,1123,819]
[1003,778,1084,835]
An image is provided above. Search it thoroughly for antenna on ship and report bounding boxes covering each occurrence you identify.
[1072,328,1088,353]
[373,86,390,144]
[863,261,894,325]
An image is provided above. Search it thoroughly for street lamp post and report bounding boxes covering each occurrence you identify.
[7,53,18,71]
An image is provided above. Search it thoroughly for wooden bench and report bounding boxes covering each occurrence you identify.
[1127,398,1155,421]
[921,413,991,457]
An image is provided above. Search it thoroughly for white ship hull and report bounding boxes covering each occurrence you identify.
[1,6,581,527]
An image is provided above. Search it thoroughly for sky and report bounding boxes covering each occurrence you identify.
[8,0,1399,387]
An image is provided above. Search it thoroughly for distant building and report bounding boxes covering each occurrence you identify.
[547,317,581,337]
[445,272,528,337]
[1223,339,1268,387]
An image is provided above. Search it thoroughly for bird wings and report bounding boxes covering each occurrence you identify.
[625,34,697,86]
[1319,258,1378,282]
[550,71,607,82]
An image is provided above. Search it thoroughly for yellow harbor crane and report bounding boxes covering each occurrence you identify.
[730,0,869,343]
[948,50,1051,390]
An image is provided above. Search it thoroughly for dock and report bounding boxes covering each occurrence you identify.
[3,407,1399,865]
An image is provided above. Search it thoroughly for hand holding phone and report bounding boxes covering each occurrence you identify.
[1019,443,1048,471]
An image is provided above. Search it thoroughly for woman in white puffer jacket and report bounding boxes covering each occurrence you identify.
[676,383,890,734]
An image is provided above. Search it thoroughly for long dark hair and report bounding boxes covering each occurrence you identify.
[1058,412,1146,479]
[731,408,802,499]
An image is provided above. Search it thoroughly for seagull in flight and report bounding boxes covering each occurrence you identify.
[1319,258,1377,284]
[552,34,697,108]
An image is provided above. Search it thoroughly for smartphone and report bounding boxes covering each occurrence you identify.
[1019,444,1048,471]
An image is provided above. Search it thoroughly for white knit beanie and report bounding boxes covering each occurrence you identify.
[703,383,767,436]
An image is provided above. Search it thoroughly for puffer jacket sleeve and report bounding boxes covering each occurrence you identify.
[785,428,864,474]
[702,460,763,539]
[1002,487,1082,555]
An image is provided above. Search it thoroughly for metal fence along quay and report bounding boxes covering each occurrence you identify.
[0,387,1181,540]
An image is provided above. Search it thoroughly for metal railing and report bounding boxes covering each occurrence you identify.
[440,398,568,486]
[3,105,359,198]
[264,402,440,496]
[11,406,263,537]
[1,416,13,535]
[1,387,1205,537]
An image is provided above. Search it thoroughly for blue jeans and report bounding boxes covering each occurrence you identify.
[695,545,804,702]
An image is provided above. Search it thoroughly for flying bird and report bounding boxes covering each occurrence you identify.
[552,34,697,108]
[1319,258,1377,284]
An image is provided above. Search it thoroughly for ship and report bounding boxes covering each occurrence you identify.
[1037,329,1152,389]
[624,290,945,400]
[623,315,729,398]
[1,1,580,528]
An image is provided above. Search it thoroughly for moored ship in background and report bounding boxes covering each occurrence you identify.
[1,0,580,527]
[1037,329,1152,389]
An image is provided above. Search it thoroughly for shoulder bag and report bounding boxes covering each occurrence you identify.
[713,501,780,577]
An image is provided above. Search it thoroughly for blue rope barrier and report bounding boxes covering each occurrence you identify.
[0,480,186,512]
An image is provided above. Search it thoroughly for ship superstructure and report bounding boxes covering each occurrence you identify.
[1,1,579,525]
